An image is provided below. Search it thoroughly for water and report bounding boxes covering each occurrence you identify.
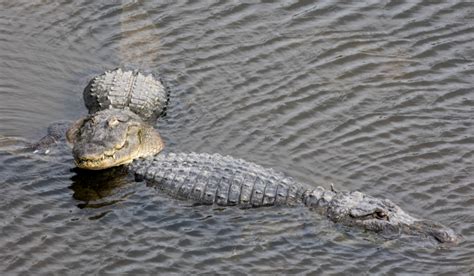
[1,0,473,274]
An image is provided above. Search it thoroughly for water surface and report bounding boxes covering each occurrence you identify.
[0,0,473,274]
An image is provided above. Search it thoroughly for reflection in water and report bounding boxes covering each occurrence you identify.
[69,166,133,208]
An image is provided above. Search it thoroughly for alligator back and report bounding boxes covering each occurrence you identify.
[130,152,309,207]
[83,68,169,122]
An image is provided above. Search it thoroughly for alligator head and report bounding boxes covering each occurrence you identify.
[67,108,164,170]
[304,187,461,244]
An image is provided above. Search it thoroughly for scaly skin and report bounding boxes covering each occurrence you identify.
[67,109,164,170]
[128,152,460,244]
[83,68,169,122]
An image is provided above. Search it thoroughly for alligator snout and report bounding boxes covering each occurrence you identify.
[411,220,461,244]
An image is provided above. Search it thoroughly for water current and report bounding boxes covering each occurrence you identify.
[0,0,473,274]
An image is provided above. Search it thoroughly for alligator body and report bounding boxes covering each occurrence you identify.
[130,152,305,207]
[83,68,169,122]
[128,151,460,244]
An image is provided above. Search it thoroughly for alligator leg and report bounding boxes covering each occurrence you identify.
[31,120,73,154]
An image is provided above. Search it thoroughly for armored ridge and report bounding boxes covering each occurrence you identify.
[83,68,169,122]
[130,152,460,244]
[130,152,307,207]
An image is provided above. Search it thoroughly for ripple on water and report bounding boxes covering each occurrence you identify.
[0,0,474,274]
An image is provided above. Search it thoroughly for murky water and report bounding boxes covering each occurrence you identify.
[1,0,473,274]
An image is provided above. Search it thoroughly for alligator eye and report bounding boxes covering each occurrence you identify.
[374,210,389,221]
[108,117,119,127]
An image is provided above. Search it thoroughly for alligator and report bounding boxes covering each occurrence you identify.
[32,68,169,153]
[66,107,461,244]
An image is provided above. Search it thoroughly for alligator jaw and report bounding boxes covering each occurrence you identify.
[75,155,134,170]
[409,219,461,244]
